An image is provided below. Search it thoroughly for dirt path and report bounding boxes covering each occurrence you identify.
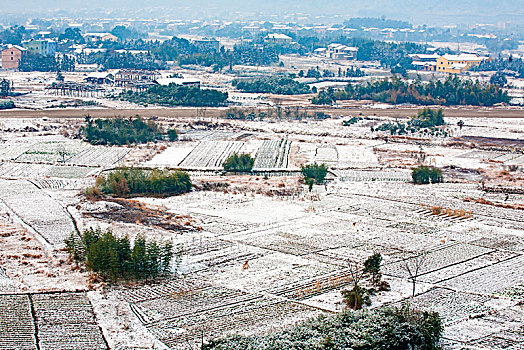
[1,106,524,119]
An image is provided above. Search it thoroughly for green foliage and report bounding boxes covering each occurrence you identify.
[410,108,445,128]
[342,116,363,126]
[202,304,443,350]
[232,76,311,95]
[118,84,228,107]
[412,166,443,184]
[19,52,58,72]
[315,75,510,106]
[0,79,12,96]
[167,129,178,141]
[311,87,336,105]
[223,153,255,172]
[0,100,15,110]
[81,116,167,145]
[341,284,371,310]
[490,71,508,87]
[364,253,383,285]
[472,56,524,78]
[65,228,174,282]
[96,168,192,197]
[301,163,328,185]
[83,51,165,70]
[59,27,85,44]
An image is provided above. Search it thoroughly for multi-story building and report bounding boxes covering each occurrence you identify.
[326,43,359,60]
[265,33,293,46]
[23,39,57,57]
[83,33,118,43]
[436,54,489,73]
[1,45,26,69]
[409,53,440,71]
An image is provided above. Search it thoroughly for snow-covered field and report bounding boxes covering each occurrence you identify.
[0,114,522,349]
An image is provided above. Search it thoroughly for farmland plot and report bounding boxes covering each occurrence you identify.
[253,139,292,169]
[0,162,52,179]
[144,143,197,168]
[440,255,524,294]
[333,169,412,182]
[15,139,88,164]
[44,165,98,179]
[314,146,338,167]
[30,178,95,191]
[410,288,493,325]
[179,141,245,169]
[0,180,75,247]
[66,147,130,167]
[0,294,37,350]
[31,293,108,350]
[0,141,35,162]
[382,243,493,279]
[146,298,321,350]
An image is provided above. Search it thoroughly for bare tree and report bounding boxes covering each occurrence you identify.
[342,260,367,310]
[403,252,429,297]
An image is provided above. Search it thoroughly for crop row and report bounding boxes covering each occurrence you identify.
[133,286,254,323]
[179,141,244,169]
[148,299,320,350]
[0,294,37,350]
[31,293,107,350]
[0,162,52,179]
[66,147,130,167]
[335,170,412,182]
[253,139,291,169]
[0,180,75,247]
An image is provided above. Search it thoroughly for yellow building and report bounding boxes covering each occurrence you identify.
[436,54,488,73]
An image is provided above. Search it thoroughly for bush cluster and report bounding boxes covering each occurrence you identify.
[65,227,173,281]
[313,75,509,106]
[94,168,192,197]
[374,108,446,136]
[223,153,255,172]
[203,304,443,350]
[232,76,311,95]
[301,163,328,191]
[412,166,443,184]
[118,84,228,107]
[0,100,15,110]
[81,116,177,146]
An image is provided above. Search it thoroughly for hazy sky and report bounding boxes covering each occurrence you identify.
[1,0,523,25]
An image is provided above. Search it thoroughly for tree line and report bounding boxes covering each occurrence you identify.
[93,168,192,198]
[80,116,177,146]
[312,75,509,106]
[232,76,311,95]
[117,84,228,107]
[65,227,174,282]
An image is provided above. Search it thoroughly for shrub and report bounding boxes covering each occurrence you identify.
[223,153,255,172]
[167,129,178,141]
[65,227,173,282]
[203,304,443,350]
[95,168,192,197]
[81,116,168,146]
[412,166,443,184]
[0,100,15,110]
[301,163,328,185]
